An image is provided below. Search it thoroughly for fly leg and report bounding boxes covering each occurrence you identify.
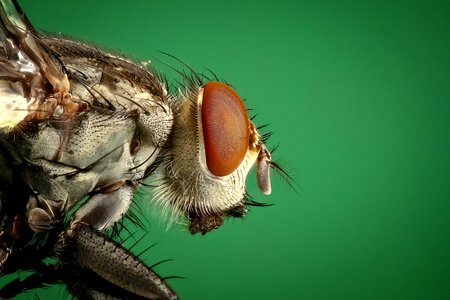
[25,172,69,233]
[57,223,178,300]
[57,181,178,299]
[0,0,82,123]
[72,181,135,231]
[27,195,65,232]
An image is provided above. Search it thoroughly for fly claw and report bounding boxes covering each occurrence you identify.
[0,0,281,298]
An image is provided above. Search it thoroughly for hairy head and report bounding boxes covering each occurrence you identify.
[152,78,273,234]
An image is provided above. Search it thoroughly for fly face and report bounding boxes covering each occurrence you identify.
[154,80,272,234]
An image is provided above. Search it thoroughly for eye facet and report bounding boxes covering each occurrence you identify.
[201,82,249,176]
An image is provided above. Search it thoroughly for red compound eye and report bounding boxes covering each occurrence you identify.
[201,81,249,176]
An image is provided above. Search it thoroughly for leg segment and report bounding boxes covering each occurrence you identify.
[58,223,178,300]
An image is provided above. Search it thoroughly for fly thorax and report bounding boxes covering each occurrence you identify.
[135,92,173,149]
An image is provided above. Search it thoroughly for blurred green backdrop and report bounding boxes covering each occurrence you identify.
[5,0,449,299]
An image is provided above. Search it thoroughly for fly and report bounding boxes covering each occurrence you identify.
[0,0,282,298]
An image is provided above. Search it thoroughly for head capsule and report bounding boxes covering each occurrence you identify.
[153,80,272,234]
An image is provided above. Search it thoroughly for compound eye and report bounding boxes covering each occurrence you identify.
[201,82,249,176]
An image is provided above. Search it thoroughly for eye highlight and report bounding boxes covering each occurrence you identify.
[201,82,249,176]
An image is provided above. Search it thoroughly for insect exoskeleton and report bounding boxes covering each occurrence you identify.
[153,80,272,234]
[0,29,174,233]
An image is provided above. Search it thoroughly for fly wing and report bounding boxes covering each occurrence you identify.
[0,0,81,128]
[0,0,69,93]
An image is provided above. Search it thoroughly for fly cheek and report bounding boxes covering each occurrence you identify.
[199,82,249,177]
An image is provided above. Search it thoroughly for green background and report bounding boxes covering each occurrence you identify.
[6,0,450,299]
